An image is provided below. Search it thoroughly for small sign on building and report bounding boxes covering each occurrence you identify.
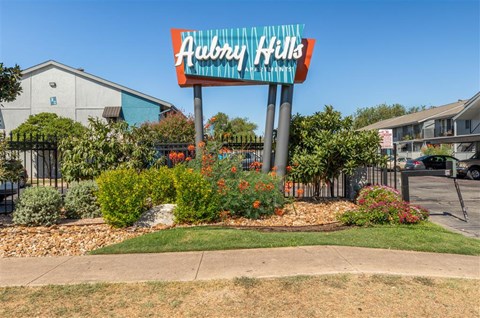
[50,97,57,106]
[379,129,393,149]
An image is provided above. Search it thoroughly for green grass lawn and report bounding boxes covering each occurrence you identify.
[91,222,480,256]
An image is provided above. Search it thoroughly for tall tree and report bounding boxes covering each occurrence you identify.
[208,112,257,138]
[352,103,406,130]
[0,63,22,104]
[289,106,383,197]
[139,112,195,143]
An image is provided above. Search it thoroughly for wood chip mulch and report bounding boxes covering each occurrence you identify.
[0,199,355,258]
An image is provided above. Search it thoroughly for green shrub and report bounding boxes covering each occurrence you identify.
[340,185,429,226]
[96,169,148,228]
[13,187,62,226]
[64,180,101,219]
[173,166,219,223]
[143,167,176,205]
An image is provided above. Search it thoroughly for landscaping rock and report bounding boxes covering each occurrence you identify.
[134,204,176,227]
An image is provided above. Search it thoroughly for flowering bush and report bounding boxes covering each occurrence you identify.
[187,141,285,219]
[339,184,428,226]
[356,185,402,206]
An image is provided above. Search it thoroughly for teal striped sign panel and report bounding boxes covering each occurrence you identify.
[175,24,305,85]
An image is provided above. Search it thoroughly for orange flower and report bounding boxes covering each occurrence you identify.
[253,200,261,209]
[217,179,226,188]
[188,144,195,152]
[274,208,284,216]
[169,152,178,161]
[231,167,237,173]
[210,116,217,122]
[272,166,278,171]
[185,157,192,162]
[205,123,211,129]
[286,181,293,189]
[286,166,292,173]
[297,188,304,196]
[238,180,250,191]
[270,171,276,177]
[198,141,206,148]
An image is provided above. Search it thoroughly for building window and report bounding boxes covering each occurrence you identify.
[466,120,471,130]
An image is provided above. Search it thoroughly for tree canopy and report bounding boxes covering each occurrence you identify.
[0,63,23,104]
[207,112,257,138]
[352,103,427,130]
[289,105,383,197]
[139,112,195,143]
[11,112,86,140]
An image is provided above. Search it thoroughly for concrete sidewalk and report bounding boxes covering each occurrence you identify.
[1,246,479,287]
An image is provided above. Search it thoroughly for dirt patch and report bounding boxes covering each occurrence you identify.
[1,275,478,318]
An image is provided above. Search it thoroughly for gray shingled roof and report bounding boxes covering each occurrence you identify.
[102,106,122,118]
[359,100,467,131]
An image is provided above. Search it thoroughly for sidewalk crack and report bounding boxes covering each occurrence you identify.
[331,247,358,272]
[26,256,75,286]
[194,252,204,280]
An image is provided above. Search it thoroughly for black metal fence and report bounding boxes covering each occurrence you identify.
[1,134,396,214]
[1,133,66,213]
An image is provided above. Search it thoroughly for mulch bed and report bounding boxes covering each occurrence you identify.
[0,198,356,258]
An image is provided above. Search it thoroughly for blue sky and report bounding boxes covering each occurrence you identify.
[1,0,479,134]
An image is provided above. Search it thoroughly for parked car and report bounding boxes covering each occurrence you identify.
[386,157,411,171]
[457,153,480,180]
[404,155,458,170]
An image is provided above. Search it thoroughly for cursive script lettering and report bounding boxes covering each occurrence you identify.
[175,35,304,72]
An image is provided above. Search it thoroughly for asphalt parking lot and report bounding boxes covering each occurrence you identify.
[408,176,480,238]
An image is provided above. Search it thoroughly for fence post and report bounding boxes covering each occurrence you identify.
[54,136,58,189]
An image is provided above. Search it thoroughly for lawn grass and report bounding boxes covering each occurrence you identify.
[91,222,480,256]
[1,275,478,317]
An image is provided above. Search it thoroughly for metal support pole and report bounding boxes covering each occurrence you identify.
[262,84,277,173]
[393,143,397,189]
[193,84,204,152]
[275,85,294,178]
[401,171,409,202]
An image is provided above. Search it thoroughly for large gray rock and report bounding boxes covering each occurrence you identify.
[134,204,176,227]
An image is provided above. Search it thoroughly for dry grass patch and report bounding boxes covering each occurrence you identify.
[1,274,478,318]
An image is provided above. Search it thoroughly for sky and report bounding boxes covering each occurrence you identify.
[1,0,479,134]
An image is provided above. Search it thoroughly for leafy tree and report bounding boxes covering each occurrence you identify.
[208,112,257,139]
[352,103,429,130]
[60,118,155,182]
[289,105,383,197]
[11,112,86,140]
[140,112,195,143]
[352,103,406,130]
[0,63,22,104]
[10,113,87,178]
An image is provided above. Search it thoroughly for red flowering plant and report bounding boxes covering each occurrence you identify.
[339,185,429,226]
[186,140,285,219]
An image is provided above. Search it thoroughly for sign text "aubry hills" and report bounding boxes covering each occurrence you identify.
[175,35,304,72]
